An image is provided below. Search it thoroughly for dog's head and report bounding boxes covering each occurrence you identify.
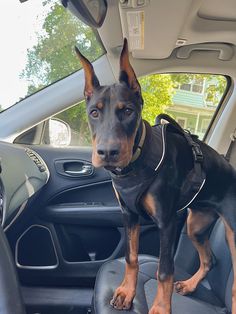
[75,39,143,169]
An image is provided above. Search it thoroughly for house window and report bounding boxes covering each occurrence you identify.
[180,83,191,92]
[192,83,203,93]
[180,77,204,94]
[176,117,187,129]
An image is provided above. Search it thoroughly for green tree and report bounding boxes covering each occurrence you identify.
[21,0,103,145]
[21,0,103,90]
[140,74,175,124]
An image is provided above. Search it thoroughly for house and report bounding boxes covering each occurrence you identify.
[165,76,222,139]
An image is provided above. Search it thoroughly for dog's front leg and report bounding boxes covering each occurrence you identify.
[149,219,176,314]
[110,211,140,310]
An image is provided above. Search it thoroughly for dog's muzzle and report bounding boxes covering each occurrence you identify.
[96,144,120,163]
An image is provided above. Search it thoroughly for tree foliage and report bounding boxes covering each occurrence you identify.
[140,74,174,124]
[21,0,103,93]
[20,0,103,144]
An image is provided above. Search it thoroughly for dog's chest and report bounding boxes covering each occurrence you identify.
[111,125,165,214]
[112,166,157,215]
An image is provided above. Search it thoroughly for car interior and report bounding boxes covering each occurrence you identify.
[1,0,236,313]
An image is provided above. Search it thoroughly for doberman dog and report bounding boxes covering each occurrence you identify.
[76,39,236,314]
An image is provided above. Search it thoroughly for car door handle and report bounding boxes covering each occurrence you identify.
[65,165,93,176]
[54,159,94,178]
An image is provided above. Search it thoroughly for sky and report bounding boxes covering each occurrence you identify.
[0,0,49,109]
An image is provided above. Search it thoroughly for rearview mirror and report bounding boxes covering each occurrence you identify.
[61,0,107,28]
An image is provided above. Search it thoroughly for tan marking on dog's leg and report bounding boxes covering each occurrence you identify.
[222,218,236,313]
[175,210,216,295]
[149,276,173,314]
[142,193,157,217]
[175,240,212,295]
[111,224,140,310]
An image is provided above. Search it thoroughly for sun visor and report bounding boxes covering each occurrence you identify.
[119,0,193,59]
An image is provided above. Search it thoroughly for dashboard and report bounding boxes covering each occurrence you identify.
[0,142,49,229]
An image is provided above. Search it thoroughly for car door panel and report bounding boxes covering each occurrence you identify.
[8,145,163,288]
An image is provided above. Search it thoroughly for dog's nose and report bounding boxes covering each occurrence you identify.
[97,145,120,161]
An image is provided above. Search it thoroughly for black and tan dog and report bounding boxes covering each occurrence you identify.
[75,39,236,314]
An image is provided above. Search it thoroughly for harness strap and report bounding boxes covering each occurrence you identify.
[156,113,204,164]
[156,114,206,212]
[182,131,203,163]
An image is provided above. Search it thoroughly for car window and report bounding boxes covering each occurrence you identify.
[140,73,228,140]
[0,0,104,112]
[16,73,227,147]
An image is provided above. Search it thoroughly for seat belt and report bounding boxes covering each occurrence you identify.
[225,128,236,169]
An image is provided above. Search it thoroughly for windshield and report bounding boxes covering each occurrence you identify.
[0,0,104,112]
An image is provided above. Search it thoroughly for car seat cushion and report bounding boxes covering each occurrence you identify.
[92,255,228,314]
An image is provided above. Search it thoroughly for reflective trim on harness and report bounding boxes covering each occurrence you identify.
[153,118,206,213]
[155,125,166,171]
[177,178,206,213]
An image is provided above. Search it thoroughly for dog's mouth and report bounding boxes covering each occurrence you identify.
[104,165,118,171]
[95,158,131,170]
[92,152,132,170]
[103,161,130,171]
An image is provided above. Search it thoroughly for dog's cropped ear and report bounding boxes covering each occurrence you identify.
[75,46,100,100]
[119,38,141,95]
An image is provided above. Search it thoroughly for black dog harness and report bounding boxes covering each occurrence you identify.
[111,114,206,215]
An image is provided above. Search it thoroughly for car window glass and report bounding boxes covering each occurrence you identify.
[0,0,104,112]
[140,73,227,140]
[18,73,227,147]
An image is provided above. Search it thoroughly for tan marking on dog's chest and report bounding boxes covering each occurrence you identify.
[142,193,157,217]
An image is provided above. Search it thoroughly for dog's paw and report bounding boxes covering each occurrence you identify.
[174,280,196,295]
[110,286,135,310]
[148,305,171,314]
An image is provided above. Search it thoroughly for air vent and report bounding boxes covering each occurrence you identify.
[25,148,46,172]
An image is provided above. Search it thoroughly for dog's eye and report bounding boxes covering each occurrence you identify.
[90,109,99,118]
[124,108,133,116]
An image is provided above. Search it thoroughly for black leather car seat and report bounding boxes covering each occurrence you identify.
[92,218,231,314]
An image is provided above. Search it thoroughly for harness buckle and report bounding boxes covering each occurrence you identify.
[192,144,203,163]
